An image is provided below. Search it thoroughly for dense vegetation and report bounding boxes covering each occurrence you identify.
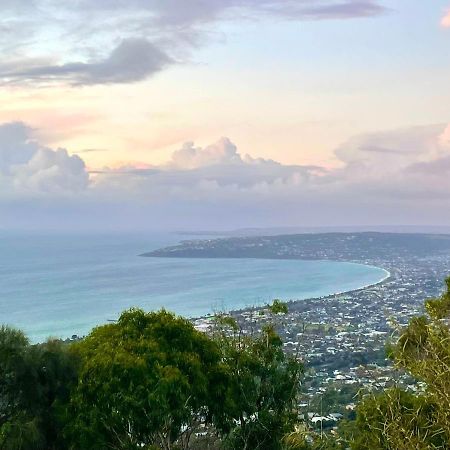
[343,277,450,450]
[2,279,450,449]
[0,304,302,449]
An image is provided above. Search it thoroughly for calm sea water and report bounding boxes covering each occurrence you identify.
[0,232,388,342]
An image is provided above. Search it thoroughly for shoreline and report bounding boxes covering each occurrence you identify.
[195,265,392,320]
[38,263,392,342]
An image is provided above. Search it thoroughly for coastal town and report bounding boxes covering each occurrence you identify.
[155,232,450,426]
[63,232,450,431]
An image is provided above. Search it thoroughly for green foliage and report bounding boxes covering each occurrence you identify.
[0,327,77,449]
[282,428,310,450]
[213,319,303,450]
[0,416,45,450]
[309,385,361,417]
[213,314,239,332]
[269,299,289,315]
[344,276,450,449]
[424,277,450,320]
[283,429,346,450]
[0,307,303,450]
[66,308,227,450]
[0,326,30,431]
[392,277,450,446]
[282,424,344,450]
[350,388,445,450]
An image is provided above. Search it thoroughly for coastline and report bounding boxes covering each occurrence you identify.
[195,264,392,320]
[60,263,391,341]
[308,265,391,301]
[36,261,392,342]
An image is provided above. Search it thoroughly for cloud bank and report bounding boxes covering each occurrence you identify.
[1,121,450,230]
[0,0,387,86]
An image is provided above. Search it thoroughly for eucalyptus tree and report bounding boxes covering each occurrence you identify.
[212,306,304,450]
[346,277,450,449]
[0,327,76,449]
[66,308,228,450]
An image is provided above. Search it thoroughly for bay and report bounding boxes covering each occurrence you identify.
[0,232,388,342]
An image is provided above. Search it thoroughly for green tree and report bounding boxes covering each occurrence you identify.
[347,276,450,449]
[349,388,444,450]
[212,315,303,450]
[0,327,76,450]
[0,327,29,428]
[66,308,228,450]
[0,326,40,450]
[269,300,289,315]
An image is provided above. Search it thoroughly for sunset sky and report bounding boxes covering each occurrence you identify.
[1,1,450,231]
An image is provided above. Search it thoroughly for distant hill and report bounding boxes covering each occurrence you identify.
[142,232,450,261]
[174,225,450,237]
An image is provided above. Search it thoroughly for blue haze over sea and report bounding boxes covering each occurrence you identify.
[0,232,388,342]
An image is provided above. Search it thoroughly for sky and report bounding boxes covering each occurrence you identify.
[0,1,450,231]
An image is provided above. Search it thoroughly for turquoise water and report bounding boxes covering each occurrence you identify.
[0,232,388,342]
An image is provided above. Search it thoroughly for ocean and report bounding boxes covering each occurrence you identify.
[0,232,388,342]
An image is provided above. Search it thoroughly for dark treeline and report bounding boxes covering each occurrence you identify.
[2,281,450,449]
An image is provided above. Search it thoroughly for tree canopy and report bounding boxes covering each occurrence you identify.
[339,277,450,449]
[5,276,450,449]
[66,308,229,450]
[0,327,76,449]
[212,313,303,450]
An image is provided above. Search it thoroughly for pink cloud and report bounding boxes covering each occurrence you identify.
[441,9,450,27]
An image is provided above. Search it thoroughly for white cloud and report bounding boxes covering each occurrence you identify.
[92,137,322,199]
[333,124,448,180]
[169,138,242,169]
[11,148,88,193]
[0,122,89,197]
[2,121,450,230]
[332,125,450,205]
[0,123,37,176]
